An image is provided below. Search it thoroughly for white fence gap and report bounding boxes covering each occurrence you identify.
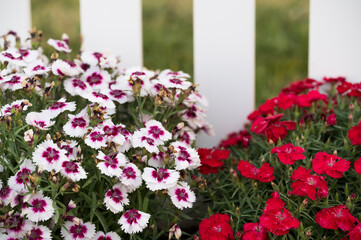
[309,0,361,83]
[80,0,142,68]
[194,0,255,147]
[0,0,31,40]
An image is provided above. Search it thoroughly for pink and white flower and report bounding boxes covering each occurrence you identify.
[168,181,196,210]
[6,213,32,238]
[52,60,82,77]
[116,127,133,153]
[1,74,26,91]
[144,120,172,142]
[0,48,25,66]
[159,76,192,90]
[60,140,79,160]
[118,209,150,234]
[47,38,71,53]
[97,151,128,177]
[142,167,179,191]
[22,191,54,222]
[81,67,110,91]
[115,67,153,97]
[45,97,76,118]
[107,87,134,104]
[23,60,50,77]
[27,225,52,240]
[85,128,107,149]
[131,129,162,153]
[63,108,90,137]
[60,161,87,182]
[8,159,35,192]
[0,99,30,116]
[148,152,166,168]
[174,127,196,146]
[120,163,142,192]
[25,112,55,130]
[32,139,67,172]
[0,186,15,206]
[81,51,104,66]
[64,78,89,96]
[171,141,201,170]
[91,231,121,240]
[158,69,190,80]
[104,183,130,214]
[84,91,116,109]
[100,120,126,145]
[180,104,207,129]
[61,220,96,240]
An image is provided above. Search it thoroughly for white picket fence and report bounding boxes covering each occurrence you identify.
[1,0,360,147]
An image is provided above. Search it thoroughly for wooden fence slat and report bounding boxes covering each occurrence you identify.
[79,0,142,68]
[309,0,361,83]
[0,0,31,39]
[194,0,255,147]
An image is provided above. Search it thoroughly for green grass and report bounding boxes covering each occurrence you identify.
[30,0,309,106]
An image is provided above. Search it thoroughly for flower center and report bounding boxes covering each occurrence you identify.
[123,167,136,179]
[170,78,182,84]
[90,131,103,142]
[148,126,164,139]
[72,79,87,90]
[175,188,188,201]
[86,72,103,86]
[50,102,66,110]
[107,188,123,203]
[110,89,126,99]
[31,198,47,213]
[141,136,155,146]
[70,224,87,238]
[92,92,108,100]
[125,209,141,225]
[16,168,31,184]
[8,75,20,84]
[42,147,60,163]
[34,120,46,128]
[71,117,87,128]
[29,228,43,240]
[33,65,45,71]
[62,161,79,173]
[152,168,170,182]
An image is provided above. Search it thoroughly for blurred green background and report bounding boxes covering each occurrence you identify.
[31,0,309,106]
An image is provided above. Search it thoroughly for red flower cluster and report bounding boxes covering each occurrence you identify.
[251,114,296,143]
[237,160,275,183]
[242,222,269,240]
[312,152,350,178]
[199,213,234,240]
[337,81,361,97]
[198,148,230,174]
[348,122,361,145]
[219,130,251,149]
[281,78,321,95]
[323,76,346,83]
[259,192,300,235]
[290,166,328,200]
[315,205,356,231]
[271,143,305,165]
[295,90,327,108]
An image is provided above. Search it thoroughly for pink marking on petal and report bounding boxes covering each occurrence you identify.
[109,89,126,99]
[90,131,104,142]
[71,117,87,128]
[124,209,141,225]
[42,147,60,163]
[62,161,80,174]
[141,136,155,146]
[123,167,136,179]
[70,224,88,239]
[31,198,47,213]
[86,72,103,86]
[175,188,189,202]
[50,101,66,110]
[148,126,164,139]
[152,168,170,182]
[29,227,43,240]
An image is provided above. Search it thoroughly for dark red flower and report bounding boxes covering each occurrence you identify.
[315,205,356,231]
[290,166,328,200]
[326,113,337,125]
[281,78,321,95]
[198,148,230,174]
[247,110,261,121]
[347,223,361,240]
[199,213,234,240]
[348,122,361,145]
[337,81,361,97]
[236,160,275,183]
[354,157,361,174]
[323,76,346,83]
[296,90,327,108]
[258,99,276,115]
[242,222,269,240]
[219,131,251,149]
[274,94,296,110]
[259,192,300,236]
[271,143,305,165]
[312,152,350,178]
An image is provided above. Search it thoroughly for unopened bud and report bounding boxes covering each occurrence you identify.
[350,103,354,110]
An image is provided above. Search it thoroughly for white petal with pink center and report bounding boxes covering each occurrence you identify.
[51,59,82,77]
[115,67,154,97]
[1,73,26,91]
[91,231,121,240]
[81,51,104,66]
[184,92,209,108]
[168,181,196,210]
[174,127,196,146]
[148,152,166,168]
[159,76,192,90]
[32,139,67,172]
[85,128,107,149]
[22,191,54,222]
[116,128,133,153]
[142,167,179,191]
[104,183,130,214]
[64,78,89,96]
[45,97,76,118]
[6,213,33,238]
[120,163,142,192]
[158,69,190,79]
[61,220,96,240]
[8,159,35,192]
[0,186,15,206]
[60,161,87,182]
[23,60,50,77]
[100,120,126,145]
[25,111,55,130]
[131,129,163,153]
[27,225,52,240]
[60,140,79,160]
[0,99,30,117]
[171,141,201,170]
[118,209,150,234]
[20,49,39,64]
[180,104,208,130]
[47,38,71,53]
[97,151,128,177]
[63,108,90,137]
[81,67,110,91]
[144,119,172,142]
[107,87,134,104]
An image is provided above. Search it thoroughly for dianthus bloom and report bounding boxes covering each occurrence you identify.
[271,143,305,165]
[315,205,356,231]
[312,152,350,178]
[259,192,300,236]
[118,209,150,234]
[347,224,361,240]
[290,166,328,200]
[354,157,361,174]
[199,213,234,240]
[219,130,251,149]
[197,148,230,174]
[242,222,269,240]
[348,122,361,145]
[236,160,275,182]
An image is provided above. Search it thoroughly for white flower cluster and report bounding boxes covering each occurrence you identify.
[0,31,211,238]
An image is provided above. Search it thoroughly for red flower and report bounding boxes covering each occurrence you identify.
[242,222,269,240]
[198,148,230,174]
[326,113,337,125]
[312,152,350,178]
[271,143,305,165]
[290,166,328,200]
[199,213,234,240]
[247,110,261,121]
[236,160,275,183]
[258,99,276,115]
[348,122,361,145]
[281,78,321,95]
[259,192,300,236]
[354,157,361,174]
[323,76,346,83]
[347,223,361,240]
[274,94,296,110]
[296,90,327,108]
[337,81,361,97]
[315,205,356,231]
[219,131,251,149]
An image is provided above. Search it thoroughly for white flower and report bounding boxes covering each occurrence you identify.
[32,139,67,172]
[0,48,24,66]
[159,77,192,90]
[104,183,130,214]
[24,129,34,143]
[118,209,150,234]
[22,191,54,222]
[144,120,172,142]
[23,60,50,77]
[81,51,104,66]
[63,108,90,137]
[107,87,134,104]
[171,141,201,170]
[84,91,116,109]
[180,104,207,129]
[0,186,15,206]
[142,167,179,191]
[147,152,166,168]
[97,151,128,177]
[100,120,126,145]
[1,73,26,91]
[52,59,82,77]
[85,128,107,149]
[168,181,196,210]
[47,38,71,53]
[8,159,35,192]
[45,97,76,118]
[60,140,79,160]
[0,99,30,116]
[27,225,52,240]
[60,161,87,182]
[173,127,196,146]
[131,129,163,153]
[158,69,190,80]
[115,67,154,97]
[91,231,121,240]
[26,111,55,130]
[6,213,33,238]
[61,220,96,240]
[64,78,89,96]
[120,163,142,192]
[81,67,110,91]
